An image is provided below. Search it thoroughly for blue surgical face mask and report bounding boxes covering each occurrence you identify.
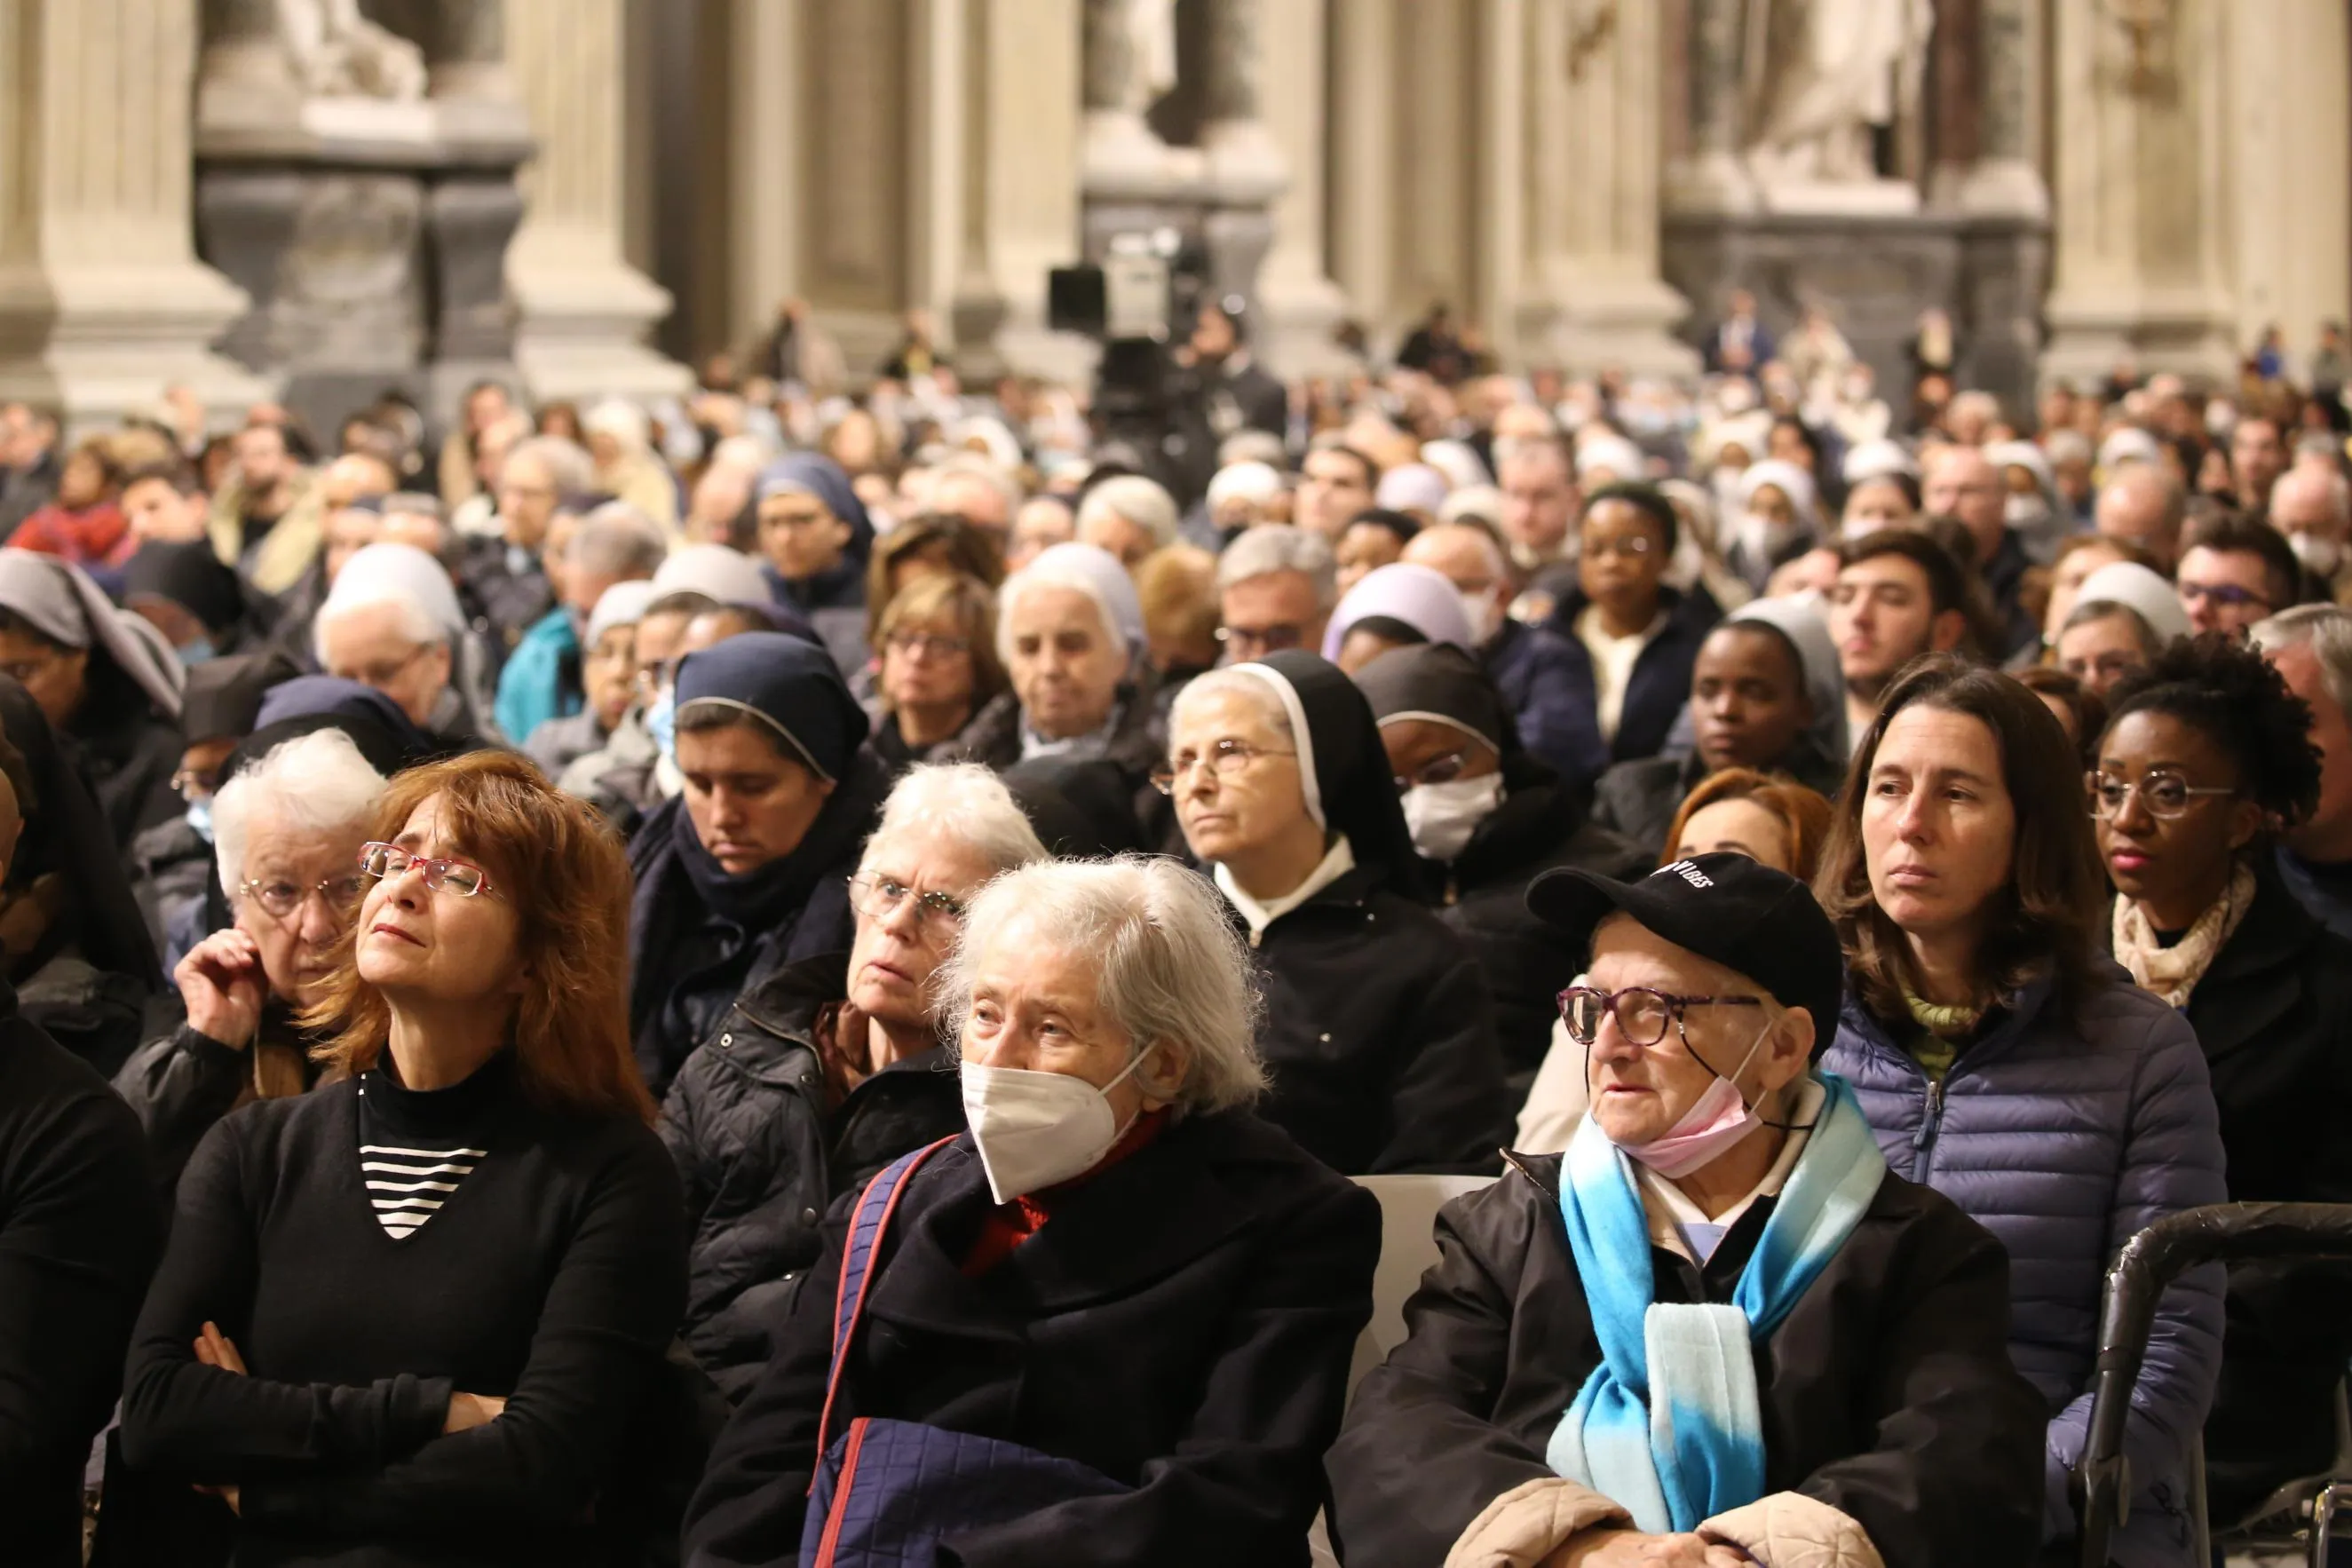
[185,795,214,843]
[178,637,217,667]
[646,683,677,763]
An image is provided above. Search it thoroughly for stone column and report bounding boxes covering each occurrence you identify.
[2223,0,2350,360]
[503,0,689,402]
[1253,0,1350,377]
[1952,0,2047,215]
[952,0,1092,383]
[1523,0,1700,376]
[2040,0,2237,386]
[0,0,271,434]
[1194,0,1282,329]
[1664,0,1757,213]
[1326,0,1399,337]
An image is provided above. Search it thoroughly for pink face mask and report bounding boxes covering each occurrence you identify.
[1611,1021,1771,1179]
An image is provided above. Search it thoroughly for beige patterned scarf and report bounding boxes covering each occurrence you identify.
[2112,861,2258,1009]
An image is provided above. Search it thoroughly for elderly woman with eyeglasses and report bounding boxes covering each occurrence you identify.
[685,857,1380,1565]
[1163,650,1508,1174]
[118,752,690,1564]
[661,764,1047,1398]
[2089,635,2352,1528]
[115,728,387,1197]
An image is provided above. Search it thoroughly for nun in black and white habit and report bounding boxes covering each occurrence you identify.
[1163,649,1509,1176]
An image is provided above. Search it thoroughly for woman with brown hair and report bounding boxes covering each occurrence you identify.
[869,573,1006,773]
[861,511,1006,649]
[1817,655,2227,1568]
[1659,766,1833,881]
[118,751,688,1566]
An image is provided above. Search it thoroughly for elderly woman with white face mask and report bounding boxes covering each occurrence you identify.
[114,728,387,1196]
[1329,855,2047,1568]
[1163,650,1508,1174]
[685,857,1380,1566]
[1722,459,1823,595]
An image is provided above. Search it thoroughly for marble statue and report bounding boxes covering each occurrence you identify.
[1741,0,1931,186]
[274,0,428,100]
[1126,0,1180,110]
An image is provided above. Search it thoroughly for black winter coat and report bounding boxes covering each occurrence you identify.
[1591,740,1848,866]
[2177,870,2352,1524]
[1326,1146,2048,1568]
[682,1113,1381,1568]
[933,681,1175,850]
[1435,771,1647,1091]
[1539,584,1722,769]
[1246,864,1509,1176]
[660,952,964,1402]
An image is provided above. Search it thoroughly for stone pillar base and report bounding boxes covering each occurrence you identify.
[509,258,694,405]
[1523,276,1701,379]
[1665,153,1762,217]
[1255,268,1353,380]
[1959,215,2052,417]
[1950,156,2050,220]
[0,260,274,437]
[2041,286,2241,389]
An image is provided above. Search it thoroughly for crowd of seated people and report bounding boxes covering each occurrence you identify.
[7,314,2352,1567]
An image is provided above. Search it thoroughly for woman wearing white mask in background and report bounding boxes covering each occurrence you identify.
[1721,459,1823,596]
[684,856,1381,1566]
[1162,650,1509,1174]
[1357,643,1646,1100]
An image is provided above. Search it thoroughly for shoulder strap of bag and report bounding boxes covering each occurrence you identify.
[808,1134,957,1472]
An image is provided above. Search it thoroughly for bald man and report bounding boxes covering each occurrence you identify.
[0,738,161,1564]
[1922,446,2036,656]
[2095,464,2186,578]
[1404,521,1608,784]
[2271,465,2352,602]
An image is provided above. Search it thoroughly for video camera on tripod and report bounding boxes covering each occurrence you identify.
[1048,228,1220,505]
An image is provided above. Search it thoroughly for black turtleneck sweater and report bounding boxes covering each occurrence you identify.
[120,1049,686,1567]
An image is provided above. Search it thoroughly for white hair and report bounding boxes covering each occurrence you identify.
[313,584,446,663]
[1077,475,1180,553]
[505,433,595,495]
[1216,524,1338,609]
[2253,604,2352,716]
[929,455,1022,519]
[938,856,1268,1116]
[861,764,1048,883]
[570,502,670,579]
[211,728,389,893]
[1170,665,1294,746]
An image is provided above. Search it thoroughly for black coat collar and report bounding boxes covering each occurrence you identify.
[2186,870,2319,1065]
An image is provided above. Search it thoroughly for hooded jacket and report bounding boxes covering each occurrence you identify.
[1823,972,2227,1568]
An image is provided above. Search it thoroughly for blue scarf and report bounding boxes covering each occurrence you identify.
[1547,1073,1885,1533]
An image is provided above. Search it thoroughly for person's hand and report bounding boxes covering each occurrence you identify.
[194,1482,241,1514]
[1548,1529,1752,1568]
[175,930,268,1049]
[443,1392,507,1433]
[194,1320,248,1375]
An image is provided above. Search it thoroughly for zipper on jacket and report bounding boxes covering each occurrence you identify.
[1910,1077,1946,1172]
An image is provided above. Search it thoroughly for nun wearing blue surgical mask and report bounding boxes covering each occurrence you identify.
[627,632,888,1097]
[1164,649,1509,1175]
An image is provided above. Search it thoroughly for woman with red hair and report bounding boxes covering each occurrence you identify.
[117,751,687,1565]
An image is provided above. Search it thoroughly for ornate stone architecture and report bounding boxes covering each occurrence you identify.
[0,0,2345,432]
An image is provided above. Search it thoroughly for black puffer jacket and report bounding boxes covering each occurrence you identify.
[1435,765,1647,1092]
[2173,867,2352,1525]
[1326,1144,2048,1568]
[659,952,963,1401]
[1246,864,1509,1176]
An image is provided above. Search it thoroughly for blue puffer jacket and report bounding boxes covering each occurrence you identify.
[1823,969,2227,1568]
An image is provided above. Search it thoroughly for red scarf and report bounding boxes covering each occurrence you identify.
[961,1108,1169,1277]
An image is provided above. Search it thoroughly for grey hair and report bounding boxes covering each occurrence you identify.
[1170,665,1295,747]
[2062,598,2163,658]
[2253,603,2352,715]
[313,585,446,662]
[1078,475,1179,551]
[571,502,670,579]
[505,434,595,496]
[1216,524,1338,610]
[383,491,444,522]
[938,856,1268,1115]
[930,455,1023,518]
[211,728,388,894]
[860,763,1048,883]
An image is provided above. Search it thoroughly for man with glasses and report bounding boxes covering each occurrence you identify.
[2177,511,2303,639]
[1328,852,2045,1568]
[1215,524,1337,665]
[660,764,1049,1398]
[115,728,389,1198]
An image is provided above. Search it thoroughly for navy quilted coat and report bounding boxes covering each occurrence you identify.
[1823,969,2226,1568]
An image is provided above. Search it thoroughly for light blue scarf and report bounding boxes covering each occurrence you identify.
[1546,1073,1886,1533]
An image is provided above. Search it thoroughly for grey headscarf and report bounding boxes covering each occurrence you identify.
[1726,593,1846,762]
[0,550,185,718]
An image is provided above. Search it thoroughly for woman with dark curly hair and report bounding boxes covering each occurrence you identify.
[2092,634,2352,1528]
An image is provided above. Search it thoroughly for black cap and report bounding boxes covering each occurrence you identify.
[1526,852,1846,1039]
